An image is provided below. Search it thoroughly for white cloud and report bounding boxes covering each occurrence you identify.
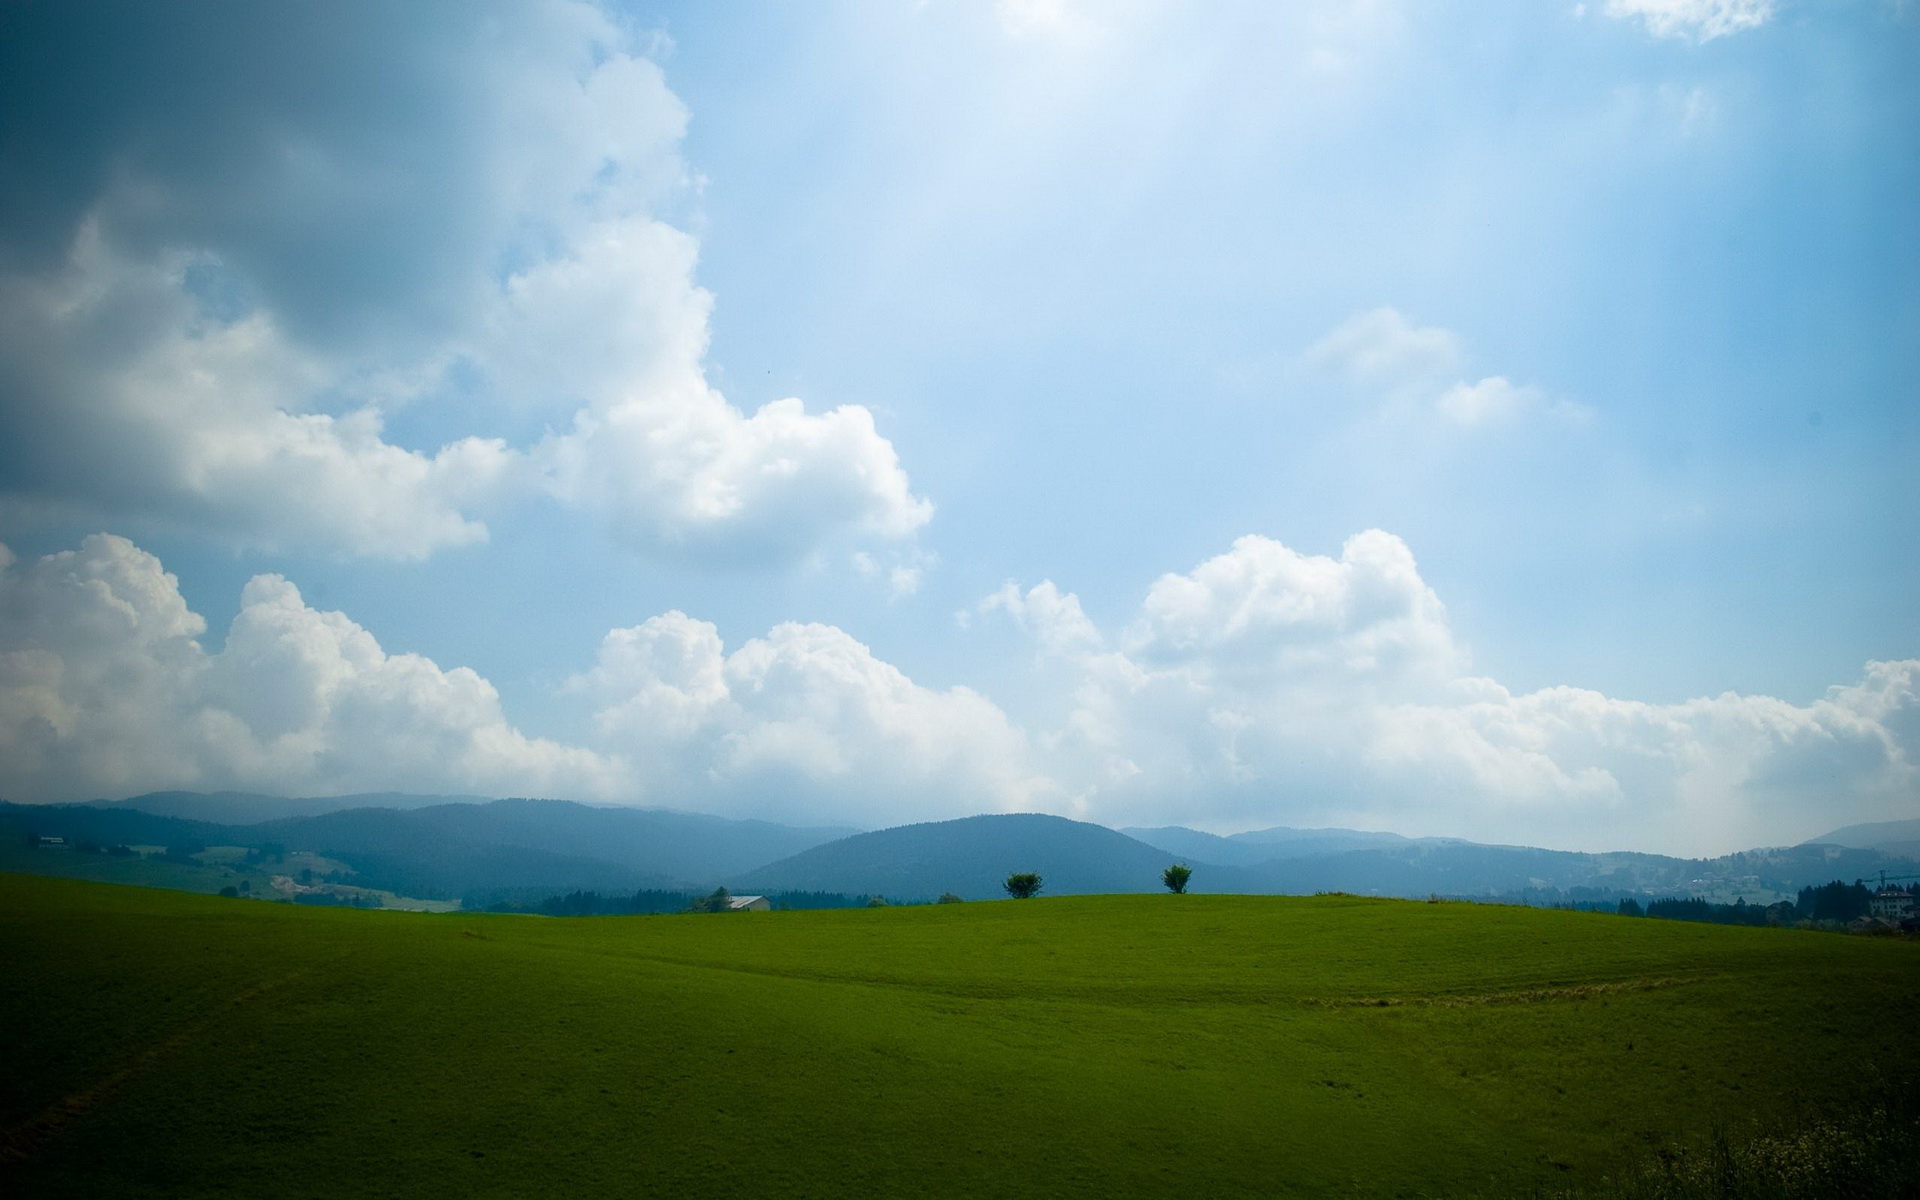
[1307,306,1463,384]
[1603,0,1774,41]
[854,550,934,599]
[981,580,1104,655]
[1437,375,1555,426]
[0,2,928,564]
[577,612,1055,827]
[4,533,1909,854]
[0,535,622,801]
[0,231,520,559]
[0,534,1043,828]
[985,532,1917,854]
[1126,531,1464,688]
[1312,310,1588,432]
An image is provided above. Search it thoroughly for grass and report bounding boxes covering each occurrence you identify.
[1,875,1914,1198]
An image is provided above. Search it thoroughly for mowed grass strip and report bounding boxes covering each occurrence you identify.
[1,874,1913,1198]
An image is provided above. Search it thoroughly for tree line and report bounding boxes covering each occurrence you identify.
[1613,879,1885,927]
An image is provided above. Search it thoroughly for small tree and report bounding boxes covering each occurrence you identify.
[687,887,732,914]
[1162,863,1192,894]
[937,892,964,904]
[1003,872,1042,899]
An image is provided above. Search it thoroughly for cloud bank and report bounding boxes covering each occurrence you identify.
[0,0,928,562]
[982,532,1914,854]
[2,534,1910,854]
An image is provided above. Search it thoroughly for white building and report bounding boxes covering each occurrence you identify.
[1867,889,1914,922]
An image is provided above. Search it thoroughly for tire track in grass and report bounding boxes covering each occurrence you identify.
[1307,975,1700,1009]
[0,964,326,1166]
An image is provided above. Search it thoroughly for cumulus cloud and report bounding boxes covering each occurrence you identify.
[3,533,1909,853]
[0,1,928,562]
[575,613,1055,827]
[984,532,1917,854]
[981,581,1104,655]
[0,535,1039,827]
[0,535,622,801]
[1603,0,1774,41]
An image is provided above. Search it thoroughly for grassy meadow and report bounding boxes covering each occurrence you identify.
[1,873,1914,1198]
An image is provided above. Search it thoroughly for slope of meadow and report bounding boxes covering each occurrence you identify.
[1,873,1913,1198]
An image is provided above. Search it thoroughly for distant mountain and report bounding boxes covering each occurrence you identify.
[3,796,858,904]
[740,815,1920,904]
[11,791,1916,910]
[736,813,1184,900]
[87,790,489,825]
[1123,824,1443,866]
[1120,826,1271,866]
[395,799,856,882]
[1803,819,1920,859]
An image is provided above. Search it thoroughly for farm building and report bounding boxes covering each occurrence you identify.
[1868,888,1914,923]
[726,895,772,912]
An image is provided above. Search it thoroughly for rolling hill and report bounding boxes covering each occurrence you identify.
[734,812,1182,899]
[1,874,1913,1197]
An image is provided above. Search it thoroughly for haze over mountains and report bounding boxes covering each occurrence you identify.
[5,791,1915,909]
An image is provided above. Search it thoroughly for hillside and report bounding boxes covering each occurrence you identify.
[735,812,1180,898]
[1130,824,1919,903]
[0,798,856,903]
[1,874,1913,1197]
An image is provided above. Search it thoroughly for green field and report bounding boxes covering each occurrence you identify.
[1,874,1914,1198]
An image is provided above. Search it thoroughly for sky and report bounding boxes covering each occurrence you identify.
[0,0,1913,856]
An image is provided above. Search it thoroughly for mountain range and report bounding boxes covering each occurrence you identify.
[3,791,1914,908]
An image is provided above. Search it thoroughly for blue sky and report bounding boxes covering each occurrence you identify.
[0,0,1913,854]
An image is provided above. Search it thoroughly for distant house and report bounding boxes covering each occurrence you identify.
[1868,888,1915,923]
[726,895,772,912]
[34,836,67,849]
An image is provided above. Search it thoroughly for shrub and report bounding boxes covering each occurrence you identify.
[937,892,964,904]
[1162,863,1192,894]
